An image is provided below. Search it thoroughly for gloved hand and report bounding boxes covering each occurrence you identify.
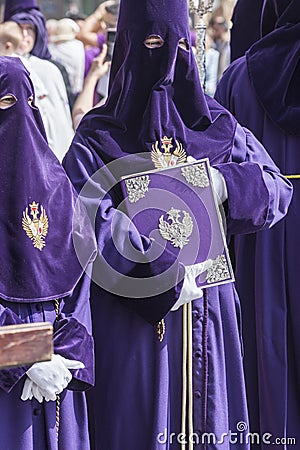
[21,378,34,401]
[21,378,45,403]
[172,259,213,311]
[186,156,228,204]
[21,377,66,402]
[21,354,84,402]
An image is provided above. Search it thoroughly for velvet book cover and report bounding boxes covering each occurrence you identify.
[120,158,234,289]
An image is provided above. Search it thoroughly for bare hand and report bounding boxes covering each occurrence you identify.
[88,44,110,80]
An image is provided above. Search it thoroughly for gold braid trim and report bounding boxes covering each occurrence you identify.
[285,175,300,179]
[55,395,60,440]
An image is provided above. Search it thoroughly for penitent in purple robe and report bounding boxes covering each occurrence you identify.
[215,0,300,447]
[0,56,96,449]
[230,0,264,62]
[63,0,292,448]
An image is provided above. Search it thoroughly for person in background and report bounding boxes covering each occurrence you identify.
[208,14,230,80]
[0,18,21,53]
[76,0,119,50]
[76,0,120,102]
[3,0,75,161]
[3,0,50,59]
[63,0,292,448]
[204,32,220,97]
[230,0,264,62]
[48,18,85,109]
[45,18,58,45]
[3,0,72,101]
[65,10,87,29]
[215,0,300,445]
[72,43,110,130]
[0,55,96,450]
[0,20,56,150]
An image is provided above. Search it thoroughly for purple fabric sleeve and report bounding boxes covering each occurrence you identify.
[214,123,293,235]
[53,270,94,390]
[0,307,27,393]
[53,318,94,390]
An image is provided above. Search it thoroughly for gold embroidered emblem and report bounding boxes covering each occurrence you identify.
[22,201,49,251]
[151,136,187,169]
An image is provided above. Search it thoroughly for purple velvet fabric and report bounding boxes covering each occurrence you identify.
[0,273,94,449]
[247,0,300,135]
[0,56,96,449]
[230,0,264,61]
[215,1,300,444]
[64,121,292,449]
[261,0,300,29]
[0,56,96,302]
[4,0,51,60]
[63,0,293,448]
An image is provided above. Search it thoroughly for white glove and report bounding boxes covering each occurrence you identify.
[186,156,228,204]
[21,378,61,403]
[21,378,34,401]
[172,259,213,311]
[22,378,65,403]
[21,354,84,402]
[21,378,48,403]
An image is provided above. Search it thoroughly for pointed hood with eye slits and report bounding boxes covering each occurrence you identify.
[68,0,236,171]
[4,0,51,59]
[247,0,300,135]
[0,56,96,302]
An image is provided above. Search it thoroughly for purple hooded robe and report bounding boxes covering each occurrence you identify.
[0,56,97,449]
[63,0,292,448]
[215,0,300,447]
[230,0,264,62]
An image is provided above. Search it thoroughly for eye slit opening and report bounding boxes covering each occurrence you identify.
[0,94,17,110]
[144,35,164,49]
[178,38,190,51]
[28,95,38,109]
